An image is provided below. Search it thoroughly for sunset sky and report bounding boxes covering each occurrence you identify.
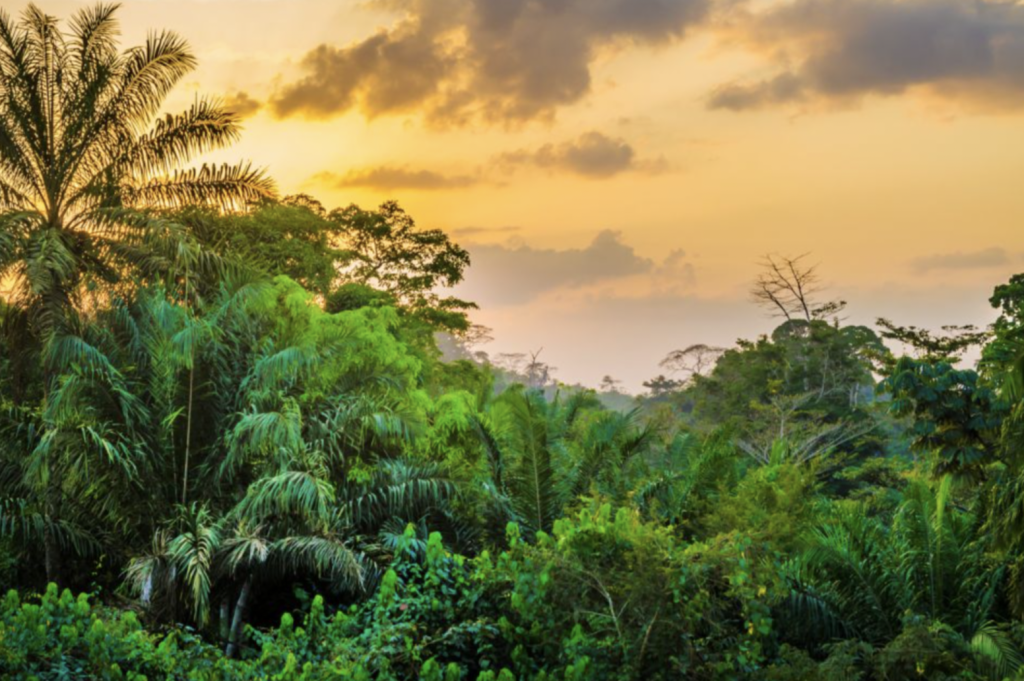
[16,0,1024,391]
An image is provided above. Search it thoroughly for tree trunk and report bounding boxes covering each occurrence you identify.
[42,370,62,586]
[225,576,252,658]
[219,595,231,644]
[43,524,61,585]
[168,565,178,622]
[141,573,153,606]
[43,489,61,585]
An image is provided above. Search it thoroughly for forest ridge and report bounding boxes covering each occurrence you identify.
[1,4,1024,681]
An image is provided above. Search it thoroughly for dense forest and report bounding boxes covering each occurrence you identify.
[2,5,1024,680]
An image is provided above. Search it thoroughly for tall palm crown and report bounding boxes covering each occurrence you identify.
[0,3,274,338]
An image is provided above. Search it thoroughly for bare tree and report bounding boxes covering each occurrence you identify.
[524,349,556,389]
[751,254,846,322]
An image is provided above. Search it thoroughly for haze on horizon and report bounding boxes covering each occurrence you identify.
[8,0,1023,392]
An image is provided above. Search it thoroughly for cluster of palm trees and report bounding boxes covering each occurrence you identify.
[0,6,663,652]
[0,3,270,586]
[0,3,402,651]
[781,478,1022,677]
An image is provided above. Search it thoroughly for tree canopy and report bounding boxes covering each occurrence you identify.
[2,6,1024,681]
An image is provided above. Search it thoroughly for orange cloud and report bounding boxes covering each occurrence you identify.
[223,91,262,119]
[311,168,480,192]
[269,0,712,126]
[498,131,670,179]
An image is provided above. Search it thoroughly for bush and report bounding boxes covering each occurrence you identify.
[0,584,222,680]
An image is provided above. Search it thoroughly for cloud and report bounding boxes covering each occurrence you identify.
[457,230,654,306]
[270,0,711,126]
[223,91,262,118]
[652,248,698,293]
[709,0,1024,112]
[272,28,453,120]
[910,247,1011,273]
[312,167,480,191]
[499,131,669,178]
[451,225,523,238]
[309,130,665,192]
[708,73,805,112]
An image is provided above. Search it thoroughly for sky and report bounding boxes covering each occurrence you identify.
[10,0,1024,391]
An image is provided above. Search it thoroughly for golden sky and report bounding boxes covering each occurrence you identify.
[12,0,1024,390]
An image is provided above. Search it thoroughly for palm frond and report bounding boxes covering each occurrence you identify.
[271,534,364,591]
[166,503,221,624]
[969,622,1024,681]
[125,163,275,211]
[341,460,455,529]
[232,470,336,523]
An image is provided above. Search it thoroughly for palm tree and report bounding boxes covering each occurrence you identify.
[0,3,273,582]
[471,388,620,539]
[632,431,738,534]
[0,297,149,583]
[102,278,458,650]
[0,3,273,337]
[567,406,656,501]
[781,479,1022,679]
[124,463,454,655]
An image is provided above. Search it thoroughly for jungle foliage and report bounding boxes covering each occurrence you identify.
[2,5,1024,680]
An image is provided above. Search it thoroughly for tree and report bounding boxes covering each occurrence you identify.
[0,3,273,341]
[440,323,493,361]
[457,387,625,539]
[751,254,846,322]
[0,276,457,644]
[522,350,556,390]
[641,375,682,399]
[490,349,557,391]
[880,357,1004,478]
[877,311,1003,479]
[876,318,988,364]
[599,375,623,393]
[185,197,478,339]
[659,344,726,383]
[983,273,1024,376]
[734,391,876,468]
[783,479,1021,679]
[688,322,881,434]
[330,201,475,333]
[0,3,272,583]
[184,198,345,298]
